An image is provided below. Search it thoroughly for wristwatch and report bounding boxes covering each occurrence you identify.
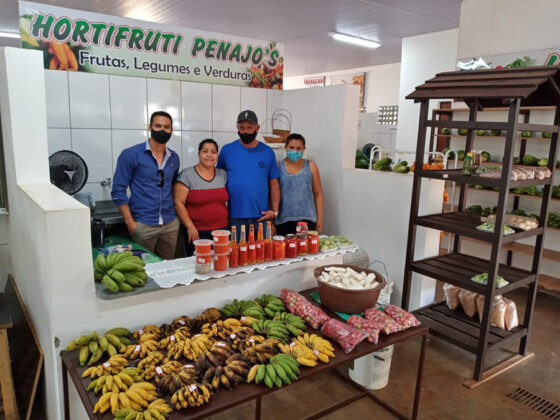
[273,211,278,218]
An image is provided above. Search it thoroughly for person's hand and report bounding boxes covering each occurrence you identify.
[186,225,199,242]
[316,221,323,234]
[126,220,137,235]
[258,210,275,222]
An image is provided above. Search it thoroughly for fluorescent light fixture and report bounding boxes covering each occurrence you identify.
[0,32,20,39]
[330,32,380,49]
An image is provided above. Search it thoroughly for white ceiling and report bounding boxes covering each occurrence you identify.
[1,0,462,76]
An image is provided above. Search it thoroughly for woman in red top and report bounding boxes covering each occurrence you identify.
[174,139,228,256]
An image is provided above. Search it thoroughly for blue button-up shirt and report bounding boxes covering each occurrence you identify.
[112,140,180,225]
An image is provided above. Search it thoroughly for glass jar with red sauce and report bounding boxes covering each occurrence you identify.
[297,233,308,256]
[272,236,286,260]
[285,234,298,258]
[307,230,319,254]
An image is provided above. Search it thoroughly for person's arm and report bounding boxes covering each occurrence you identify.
[309,160,324,233]
[216,147,226,170]
[259,155,281,221]
[112,150,137,233]
[173,182,199,242]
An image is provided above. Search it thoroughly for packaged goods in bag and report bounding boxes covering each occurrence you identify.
[443,283,460,310]
[491,299,507,329]
[458,289,478,317]
[476,294,502,321]
[504,299,519,331]
[364,308,404,335]
[347,315,380,343]
[321,318,367,353]
[280,288,330,329]
[383,305,420,328]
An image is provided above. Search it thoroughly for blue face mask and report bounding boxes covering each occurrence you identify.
[287,150,303,162]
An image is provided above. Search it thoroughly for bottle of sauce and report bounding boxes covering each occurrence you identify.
[256,222,265,263]
[264,221,273,262]
[229,226,239,268]
[238,225,248,266]
[247,224,256,265]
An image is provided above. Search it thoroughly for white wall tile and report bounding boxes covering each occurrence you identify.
[181,82,212,131]
[212,85,240,132]
[80,182,112,202]
[211,131,238,151]
[44,70,70,127]
[47,128,72,156]
[241,87,267,127]
[147,79,181,130]
[71,129,112,183]
[68,72,110,128]
[181,131,212,170]
[111,130,148,173]
[266,90,285,134]
[167,131,182,169]
[110,75,147,129]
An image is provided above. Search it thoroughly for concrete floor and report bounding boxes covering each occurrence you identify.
[207,290,559,419]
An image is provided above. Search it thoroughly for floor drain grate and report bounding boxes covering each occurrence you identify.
[507,387,560,419]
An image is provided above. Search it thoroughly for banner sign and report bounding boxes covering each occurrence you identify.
[304,76,325,88]
[19,1,284,89]
[457,47,560,70]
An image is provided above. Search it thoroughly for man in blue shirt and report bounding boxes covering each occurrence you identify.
[112,111,180,259]
[217,110,280,240]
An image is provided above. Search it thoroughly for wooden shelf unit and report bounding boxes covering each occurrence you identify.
[402,65,560,382]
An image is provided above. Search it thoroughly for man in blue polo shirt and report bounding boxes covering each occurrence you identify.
[111,111,180,259]
[217,110,280,240]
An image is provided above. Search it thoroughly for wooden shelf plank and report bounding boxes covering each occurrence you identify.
[467,186,560,203]
[433,106,557,113]
[434,134,552,141]
[418,168,552,188]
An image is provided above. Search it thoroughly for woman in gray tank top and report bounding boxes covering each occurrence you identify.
[275,133,324,236]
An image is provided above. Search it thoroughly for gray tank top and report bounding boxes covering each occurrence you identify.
[276,159,317,224]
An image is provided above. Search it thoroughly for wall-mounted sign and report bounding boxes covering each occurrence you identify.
[303,76,325,88]
[457,47,560,70]
[19,1,284,89]
[329,73,366,111]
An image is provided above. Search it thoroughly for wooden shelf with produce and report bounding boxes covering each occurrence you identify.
[402,65,560,383]
[467,186,560,202]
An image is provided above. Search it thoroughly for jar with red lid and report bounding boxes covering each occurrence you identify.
[297,233,308,256]
[296,221,308,235]
[307,231,319,254]
[272,236,286,260]
[285,234,298,258]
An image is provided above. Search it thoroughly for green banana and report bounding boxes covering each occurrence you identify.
[273,363,288,383]
[96,253,108,271]
[266,364,277,381]
[255,364,266,384]
[123,274,140,286]
[106,327,131,336]
[108,269,126,283]
[112,260,145,273]
[65,340,79,351]
[117,281,134,292]
[112,250,133,264]
[102,275,119,292]
[88,348,104,365]
[78,335,91,346]
[94,270,104,281]
[89,340,99,354]
[119,336,131,345]
[264,374,274,388]
[98,336,109,351]
[87,378,99,391]
[89,331,99,340]
[107,343,117,356]
[79,345,89,366]
[105,333,122,347]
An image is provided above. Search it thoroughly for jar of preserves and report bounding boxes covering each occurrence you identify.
[297,233,308,256]
[296,221,308,235]
[272,235,286,260]
[307,230,319,254]
[285,234,298,258]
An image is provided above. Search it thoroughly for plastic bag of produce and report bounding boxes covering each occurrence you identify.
[458,289,478,317]
[491,299,507,329]
[347,315,380,344]
[280,288,330,329]
[383,305,420,328]
[504,299,519,331]
[471,272,509,288]
[320,318,367,353]
[364,308,404,334]
[443,283,460,310]
[476,294,502,321]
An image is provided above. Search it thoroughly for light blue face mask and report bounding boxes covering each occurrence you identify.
[287,150,303,162]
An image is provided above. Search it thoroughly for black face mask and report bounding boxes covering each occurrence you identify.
[151,130,172,144]
[238,131,257,144]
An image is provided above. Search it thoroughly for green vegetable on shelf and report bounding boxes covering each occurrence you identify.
[465,205,483,215]
[513,157,521,164]
[457,150,466,160]
[522,155,538,166]
[520,130,532,138]
[471,273,509,288]
[442,128,451,135]
[442,148,455,159]
[481,151,491,162]
[537,158,548,167]
[490,129,502,136]
[541,131,553,138]
[476,130,486,136]
[482,206,497,217]
[458,129,468,136]
[476,222,515,235]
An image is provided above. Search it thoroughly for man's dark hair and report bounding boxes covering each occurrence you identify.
[198,138,219,153]
[150,111,173,125]
[285,133,306,147]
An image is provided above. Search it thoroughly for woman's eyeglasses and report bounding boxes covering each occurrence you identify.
[158,169,164,187]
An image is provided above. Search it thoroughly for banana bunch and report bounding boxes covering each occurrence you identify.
[240,315,259,327]
[274,312,307,337]
[241,339,279,364]
[171,383,212,409]
[121,340,159,360]
[221,299,265,319]
[278,342,317,367]
[133,325,161,340]
[159,327,191,349]
[192,307,223,328]
[167,333,212,361]
[296,333,335,363]
[82,355,128,378]
[201,318,242,339]
[248,354,299,388]
[171,315,192,330]
[203,341,236,367]
[67,328,132,366]
[143,360,183,381]
[156,368,198,395]
[137,351,165,369]
[255,294,287,318]
[201,356,249,391]
[93,382,157,414]
[94,251,148,292]
[225,326,256,350]
[236,334,265,353]
[86,368,141,394]
[252,319,291,343]
[113,399,172,420]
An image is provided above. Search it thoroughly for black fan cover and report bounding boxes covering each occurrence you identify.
[49,150,88,194]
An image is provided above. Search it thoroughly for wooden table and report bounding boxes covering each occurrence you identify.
[0,300,17,419]
[61,291,429,420]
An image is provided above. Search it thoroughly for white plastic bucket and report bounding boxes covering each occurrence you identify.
[349,345,394,389]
